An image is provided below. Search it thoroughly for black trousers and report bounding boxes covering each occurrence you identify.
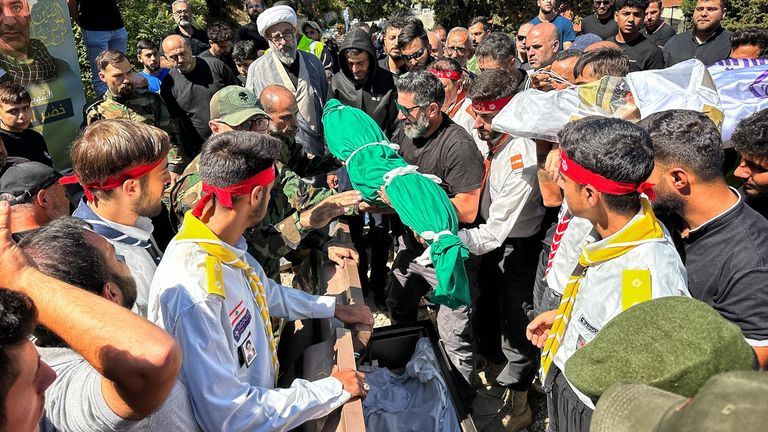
[477,236,542,391]
[545,366,593,432]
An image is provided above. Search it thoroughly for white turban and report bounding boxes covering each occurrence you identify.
[257,5,297,37]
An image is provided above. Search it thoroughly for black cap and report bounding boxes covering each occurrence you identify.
[0,161,61,205]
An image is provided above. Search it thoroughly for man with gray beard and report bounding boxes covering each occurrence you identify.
[246,5,329,156]
[388,71,484,393]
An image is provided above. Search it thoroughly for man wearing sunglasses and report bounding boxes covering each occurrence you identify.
[516,23,534,70]
[581,0,619,40]
[397,19,433,72]
[388,70,484,392]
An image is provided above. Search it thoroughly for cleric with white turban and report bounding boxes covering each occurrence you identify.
[256,5,297,37]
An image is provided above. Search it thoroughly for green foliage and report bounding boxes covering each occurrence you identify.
[75,0,207,99]
[681,0,768,30]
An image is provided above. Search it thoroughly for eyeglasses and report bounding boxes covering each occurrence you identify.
[268,32,295,43]
[445,46,468,54]
[594,0,611,5]
[395,101,425,118]
[172,9,191,16]
[240,117,270,132]
[400,47,426,61]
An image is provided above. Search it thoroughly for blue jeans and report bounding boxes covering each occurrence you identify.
[83,27,128,97]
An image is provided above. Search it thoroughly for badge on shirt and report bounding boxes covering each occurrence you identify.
[510,153,524,173]
[238,332,257,368]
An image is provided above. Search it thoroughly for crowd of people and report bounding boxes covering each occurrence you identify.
[1,0,767,431]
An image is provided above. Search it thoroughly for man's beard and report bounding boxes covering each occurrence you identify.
[178,18,192,27]
[249,11,260,22]
[651,189,685,216]
[694,18,719,33]
[478,128,501,143]
[110,272,138,310]
[132,182,163,218]
[404,112,430,139]
[273,42,298,65]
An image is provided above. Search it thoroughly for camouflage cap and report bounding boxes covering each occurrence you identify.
[210,86,268,127]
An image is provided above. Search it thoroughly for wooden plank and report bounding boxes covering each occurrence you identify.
[334,328,365,432]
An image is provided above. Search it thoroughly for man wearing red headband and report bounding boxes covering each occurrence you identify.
[457,70,545,431]
[526,117,688,432]
[148,131,373,431]
[63,119,171,318]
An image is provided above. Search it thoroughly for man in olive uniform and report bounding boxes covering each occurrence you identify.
[170,85,348,285]
[85,49,187,175]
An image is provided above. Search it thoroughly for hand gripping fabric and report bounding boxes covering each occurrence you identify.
[539,198,665,379]
[322,99,470,308]
[176,212,279,382]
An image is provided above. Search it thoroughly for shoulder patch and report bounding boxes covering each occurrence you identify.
[206,256,226,298]
[510,153,524,172]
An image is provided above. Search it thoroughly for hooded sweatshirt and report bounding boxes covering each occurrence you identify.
[329,29,398,138]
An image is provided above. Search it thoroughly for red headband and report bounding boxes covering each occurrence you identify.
[59,156,166,202]
[559,149,655,200]
[191,165,276,217]
[472,95,514,113]
[429,68,462,81]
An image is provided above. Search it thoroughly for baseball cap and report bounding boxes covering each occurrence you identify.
[564,296,757,401]
[0,161,62,205]
[209,86,268,127]
[591,371,768,432]
[571,33,602,51]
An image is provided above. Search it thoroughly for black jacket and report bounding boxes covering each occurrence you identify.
[329,29,398,138]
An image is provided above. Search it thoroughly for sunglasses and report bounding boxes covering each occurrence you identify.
[395,101,424,118]
[401,47,426,61]
[516,35,527,42]
[594,0,611,4]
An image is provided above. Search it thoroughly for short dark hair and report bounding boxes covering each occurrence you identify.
[70,120,170,200]
[732,109,768,160]
[648,0,663,8]
[0,289,37,428]
[198,131,281,197]
[554,48,582,63]
[136,38,159,53]
[697,0,729,10]
[558,117,654,215]
[232,40,257,62]
[19,217,122,347]
[730,28,768,57]
[616,0,650,11]
[397,19,428,50]
[469,16,490,30]
[385,13,412,33]
[468,69,517,102]
[342,47,366,60]
[638,110,723,181]
[427,57,463,76]
[396,70,445,108]
[0,81,30,106]
[475,32,516,62]
[574,47,630,78]
[96,49,129,72]
[207,21,234,43]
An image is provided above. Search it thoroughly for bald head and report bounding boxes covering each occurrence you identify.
[162,35,195,73]
[525,23,559,68]
[428,31,443,58]
[584,40,621,52]
[259,85,298,137]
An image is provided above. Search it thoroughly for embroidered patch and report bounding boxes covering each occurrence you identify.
[232,309,252,343]
[578,315,599,335]
[238,332,257,368]
[510,153,524,171]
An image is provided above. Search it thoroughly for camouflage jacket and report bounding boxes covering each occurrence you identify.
[84,89,188,172]
[169,133,337,279]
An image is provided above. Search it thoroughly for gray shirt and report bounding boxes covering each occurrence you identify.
[39,347,201,432]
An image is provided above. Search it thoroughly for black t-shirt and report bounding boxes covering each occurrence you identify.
[610,34,664,72]
[77,0,123,31]
[0,128,52,167]
[640,22,677,48]
[391,115,484,198]
[580,14,618,40]
[666,195,768,343]
[663,27,732,67]
[161,57,239,157]
[162,27,210,56]
[199,50,238,78]
[233,23,270,52]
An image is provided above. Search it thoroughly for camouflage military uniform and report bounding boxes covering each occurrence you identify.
[84,88,188,172]
[169,133,339,281]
